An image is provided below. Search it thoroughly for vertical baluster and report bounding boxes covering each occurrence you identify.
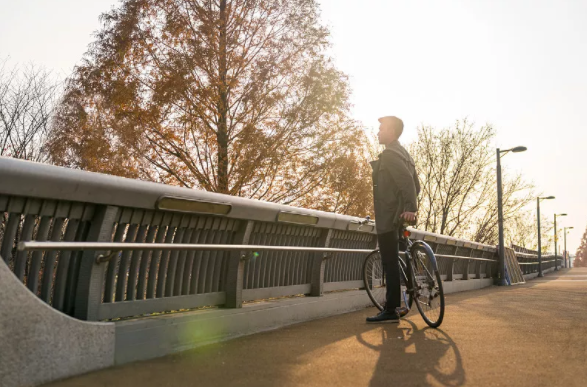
[165,215,189,297]
[182,217,204,295]
[147,212,172,299]
[218,219,237,292]
[40,217,65,303]
[257,223,270,289]
[64,215,91,316]
[104,222,126,303]
[27,216,52,294]
[137,218,160,300]
[156,213,180,298]
[53,219,80,312]
[127,221,149,301]
[210,218,229,293]
[173,216,196,297]
[198,217,219,294]
[1,213,20,264]
[115,224,139,302]
[14,214,36,281]
[190,218,212,294]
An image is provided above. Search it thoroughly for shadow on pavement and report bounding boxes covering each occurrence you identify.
[357,319,465,387]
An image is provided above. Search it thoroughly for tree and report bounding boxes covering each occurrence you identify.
[574,227,587,267]
[507,211,554,253]
[48,0,369,212]
[0,60,57,163]
[409,119,535,244]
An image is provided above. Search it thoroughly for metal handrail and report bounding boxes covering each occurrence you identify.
[518,260,555,265]
[515,252,538,258]
[18,241,499,263]
[435,254,497,263]
[18,241,374,254]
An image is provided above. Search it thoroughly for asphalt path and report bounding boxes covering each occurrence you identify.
[45,268,587,387]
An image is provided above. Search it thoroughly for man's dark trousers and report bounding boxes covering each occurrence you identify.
[378,230,402,311]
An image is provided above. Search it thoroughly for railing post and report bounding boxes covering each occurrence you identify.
[310,229,333,297]
[475,258,483,279]
[463,248,475,280]
[463,260,470,280]
[445,245,457,281]
[446,258,455,281]
[486,254,495,279]
[74,205,119,321]
[224,220,255,308]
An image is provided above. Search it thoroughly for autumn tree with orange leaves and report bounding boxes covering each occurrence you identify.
[48,0,372,214]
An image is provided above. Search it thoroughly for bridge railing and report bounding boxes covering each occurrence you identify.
[514,251,558,275]
[0,157,549,322]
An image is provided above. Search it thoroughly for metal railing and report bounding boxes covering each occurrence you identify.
[514,251,559,275]
[0,157,549,322]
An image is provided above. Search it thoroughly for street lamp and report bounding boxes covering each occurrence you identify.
[537,196,555,277]
[554,213,567,271]
[496,146,527,286]
[564,226,574,268]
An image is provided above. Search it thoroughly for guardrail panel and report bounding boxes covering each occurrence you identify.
[0,195,98,314]
[243,222,320,291]
[325,229,376,284]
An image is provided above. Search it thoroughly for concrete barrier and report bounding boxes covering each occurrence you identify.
[0,259,115,387]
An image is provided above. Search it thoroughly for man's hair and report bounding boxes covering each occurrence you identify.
[379,116,404,138]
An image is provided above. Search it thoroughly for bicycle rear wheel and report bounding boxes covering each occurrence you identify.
[363,250,413,312]
[410,242,445,327]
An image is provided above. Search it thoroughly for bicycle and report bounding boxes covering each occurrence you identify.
[360,217,445,328]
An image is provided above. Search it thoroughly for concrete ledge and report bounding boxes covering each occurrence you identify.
[115,277,495,365]
[0,260,115,387]
[115,290,373,365]
[442,278,494,294]
[523,267,556,281]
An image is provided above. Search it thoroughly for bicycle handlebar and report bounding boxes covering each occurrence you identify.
[359,216,416,227]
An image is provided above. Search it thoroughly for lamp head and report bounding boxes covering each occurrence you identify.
[511,146,527,153]
[541,196,555,200]
[557,213,567,217]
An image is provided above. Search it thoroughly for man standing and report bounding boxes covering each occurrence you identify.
[367,116,420,323]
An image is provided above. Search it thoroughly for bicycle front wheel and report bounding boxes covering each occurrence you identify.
[410,242,445,327]
[363,250,413,312]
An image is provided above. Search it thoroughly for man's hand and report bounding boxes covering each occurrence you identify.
[400,212,417,223]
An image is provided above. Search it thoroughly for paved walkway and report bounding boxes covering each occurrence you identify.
[46,268,587,387]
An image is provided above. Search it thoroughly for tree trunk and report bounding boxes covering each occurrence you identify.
[217,0,229,193]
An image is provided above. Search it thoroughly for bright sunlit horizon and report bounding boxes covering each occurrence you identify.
[1,0,585,252]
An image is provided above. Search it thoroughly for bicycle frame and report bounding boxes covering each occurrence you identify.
[399,228,439,310]
[363,222,445,327]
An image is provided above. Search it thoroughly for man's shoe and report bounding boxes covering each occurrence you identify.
[366,309,400,323]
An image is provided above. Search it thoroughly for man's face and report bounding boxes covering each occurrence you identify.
[377,122,395,144]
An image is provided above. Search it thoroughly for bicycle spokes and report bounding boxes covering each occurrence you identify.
[411,245,445,327]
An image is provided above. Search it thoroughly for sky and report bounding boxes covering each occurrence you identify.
[1,0,585,252]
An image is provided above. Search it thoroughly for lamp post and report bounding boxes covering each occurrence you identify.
[537,196,555,277]
[564,226,574,268]
[496,146,527,286]
[554,213,567,271]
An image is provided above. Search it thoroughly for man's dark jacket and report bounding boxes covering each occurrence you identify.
[370,141,421,234]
